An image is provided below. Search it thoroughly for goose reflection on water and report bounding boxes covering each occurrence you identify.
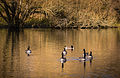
[82,57,93,78]
[59,56,93,70]
[61,61,66,69]
[79,49,93,62]
[59,48,93,70]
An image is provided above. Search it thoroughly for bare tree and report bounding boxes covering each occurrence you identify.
[0,0,40,28]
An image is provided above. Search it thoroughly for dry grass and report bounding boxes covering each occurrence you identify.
[1,0,120,27]
[30,0,120,27]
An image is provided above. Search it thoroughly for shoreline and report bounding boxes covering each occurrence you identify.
[0,25,119,29]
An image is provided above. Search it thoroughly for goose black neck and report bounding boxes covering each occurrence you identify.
[83,49,86,58]
[28,46,30,50]
[62,53,64,58]
[90,51,92,56]
[64,48,66,51]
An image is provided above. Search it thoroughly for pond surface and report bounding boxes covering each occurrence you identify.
[0,28,120,78]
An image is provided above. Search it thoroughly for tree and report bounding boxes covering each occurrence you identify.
[0,0,40,28]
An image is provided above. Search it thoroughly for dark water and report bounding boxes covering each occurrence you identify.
[0,28,120,78]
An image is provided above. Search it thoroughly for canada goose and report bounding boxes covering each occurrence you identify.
[79,49,86,61]
[64,45,74,50]
[62,48,67,56]
[60,52,67,63]
[26,46,31,56]
[80,49,93,61]
[83,49,86,59]
[86,51,93,59]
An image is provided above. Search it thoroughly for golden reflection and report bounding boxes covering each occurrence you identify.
[0,29,120,78]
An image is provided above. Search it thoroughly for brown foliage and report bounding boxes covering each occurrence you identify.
[37,0,120,27]
[0,0,120,27]
[0,0,40,27]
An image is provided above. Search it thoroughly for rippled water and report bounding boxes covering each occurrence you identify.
[0,28,120,78]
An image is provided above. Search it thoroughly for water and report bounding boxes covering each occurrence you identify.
[0,28,120,78]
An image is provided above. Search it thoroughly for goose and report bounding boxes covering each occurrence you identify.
[64,45,74,50]
[80,49,93,61]
[60,52,67,63]
[26,46,31,56]
[83,49,86,59]
[86,51,93,59]
[79,49,87,61]
[62,48,67,56]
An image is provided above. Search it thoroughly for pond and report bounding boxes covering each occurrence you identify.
[0,28,120,78]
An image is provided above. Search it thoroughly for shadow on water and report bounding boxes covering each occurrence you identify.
[61,62,66,72]
[60,55,93,72]
[0,28,120,78]
[1,29,23,78]
[83,59,93,78]
[62,63,64,70]
[83,61,86,78]
[61,59,67,72]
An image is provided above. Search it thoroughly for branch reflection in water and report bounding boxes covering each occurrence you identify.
[0,29,120,78]
[1,29,21,78]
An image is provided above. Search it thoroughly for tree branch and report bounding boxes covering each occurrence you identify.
[1,0,11,22]
[0,11,8,23]
[0,3,5,10]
